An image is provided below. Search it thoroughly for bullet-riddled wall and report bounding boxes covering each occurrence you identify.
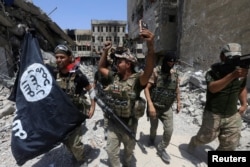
[127,0,178,56]
[128,0,250,70]
[178,0,250,70]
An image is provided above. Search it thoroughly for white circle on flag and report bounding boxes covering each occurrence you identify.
[20,63,53,102]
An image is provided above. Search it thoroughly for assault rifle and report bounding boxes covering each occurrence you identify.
[211,54,250,77]
[94,97,147,153]
[224,54,250,68]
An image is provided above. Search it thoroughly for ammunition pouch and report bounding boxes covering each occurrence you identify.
[103,73,141,118]
[153,102,168,112]
[71,95,91,118]
[56,72,90,118]
[133,97,146,119]
[112,99,131,118]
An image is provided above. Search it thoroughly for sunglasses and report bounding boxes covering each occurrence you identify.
[54,45,71,54]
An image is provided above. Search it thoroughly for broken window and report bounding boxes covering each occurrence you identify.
[169,15,176,22]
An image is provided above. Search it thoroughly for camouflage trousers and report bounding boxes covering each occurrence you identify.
[189,110,242,151]
[149,107,173,150]
[106,118,138,167]
[63,125,85,161]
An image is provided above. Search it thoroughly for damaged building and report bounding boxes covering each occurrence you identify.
[1,0,250,81]
[64,20,127,65]
[127,0,250,70]
[127,0,178,59]
[0,0,74,83]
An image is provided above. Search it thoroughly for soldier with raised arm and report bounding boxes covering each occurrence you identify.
[98,29,155,167]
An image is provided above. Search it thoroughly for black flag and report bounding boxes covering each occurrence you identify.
[9,32,86,166]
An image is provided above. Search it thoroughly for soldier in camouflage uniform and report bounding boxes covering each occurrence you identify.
[53,44,96,166]
[144,52,180,164]
[188,43,248,152]
[94,47,116,140]
[98,28,155,167]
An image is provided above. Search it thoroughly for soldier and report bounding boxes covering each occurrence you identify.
[188,43,248,152]
[53,44,96,166]
[144,52,181,164]
[94,46,115,140]
[98,28,155,167]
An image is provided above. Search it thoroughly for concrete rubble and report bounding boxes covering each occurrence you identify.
[0,65,250,167]
[0,0,74,80]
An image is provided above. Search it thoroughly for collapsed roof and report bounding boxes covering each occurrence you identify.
[0,0,75,79]
[0,0,74,51]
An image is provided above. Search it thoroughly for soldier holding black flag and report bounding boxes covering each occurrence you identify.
[10,32,89,166]
[53,44,96,166]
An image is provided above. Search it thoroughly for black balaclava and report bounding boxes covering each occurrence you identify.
[161,52,177,74]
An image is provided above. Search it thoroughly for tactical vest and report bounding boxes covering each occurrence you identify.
[150,66,178,111]
[56,71,90,117]
[103,73,145,118]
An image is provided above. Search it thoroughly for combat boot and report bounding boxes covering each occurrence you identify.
[156,147,171,164]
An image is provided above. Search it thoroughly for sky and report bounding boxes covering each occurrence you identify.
[32,0,127,30]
